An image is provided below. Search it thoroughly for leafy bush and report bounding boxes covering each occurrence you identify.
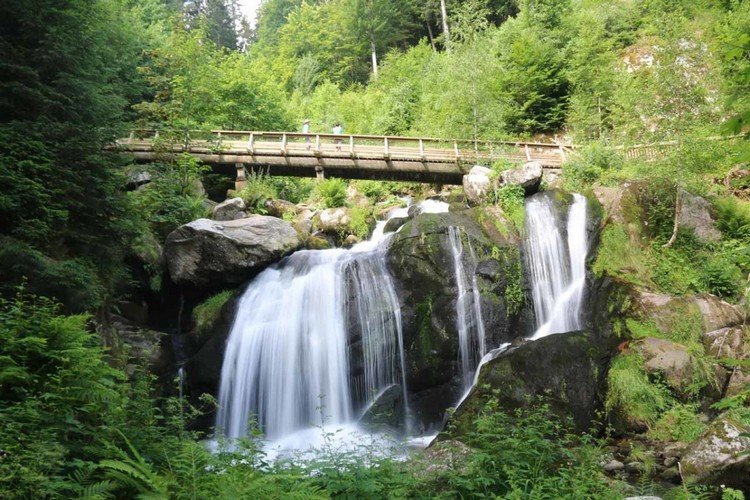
[236,170,278,214]
[355,180,388,202]
[714,196,750,241]
[700,256,743,299]
[493,184,525,229]
[349,206,373,239]
[316,178,348,208]
[563,143,624,190]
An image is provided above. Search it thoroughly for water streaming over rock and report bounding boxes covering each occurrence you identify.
[523,193,589,339]
[215,208,417,450]
[447,226,486,389]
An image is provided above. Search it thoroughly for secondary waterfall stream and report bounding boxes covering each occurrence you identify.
[524,193,589,339]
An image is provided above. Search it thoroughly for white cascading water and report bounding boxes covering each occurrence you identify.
[447,227,486,389]
[524,193,589,339]
[215,203,446,454]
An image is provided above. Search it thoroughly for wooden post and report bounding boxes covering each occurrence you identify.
[315,134,321,154]
[128,130,135,144]
[247,133,255,153]
[349,135,354,157]
[384,137,390,158]
[235,163,248,191]
[454,141,460,160]
[315,165,325,180]
[281,133,287,155]
[524,144,531,161]
[419,138,425,159]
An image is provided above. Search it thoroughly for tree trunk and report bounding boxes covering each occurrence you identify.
[663,189,682,248]
[426,21,436,51]
[370,38,378,79]
[440,0,450,48]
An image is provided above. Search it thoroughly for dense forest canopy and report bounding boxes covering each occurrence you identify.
[1,0,749,498]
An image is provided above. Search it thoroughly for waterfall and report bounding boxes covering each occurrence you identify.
[215,208,413,447]
[447,227,486,389]
[524,193,589,339]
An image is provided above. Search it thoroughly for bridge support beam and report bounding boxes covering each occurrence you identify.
[315,165,325,181]
[235,163,248,191]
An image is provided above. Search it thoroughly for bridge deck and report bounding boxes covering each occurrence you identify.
[119,130,571,185]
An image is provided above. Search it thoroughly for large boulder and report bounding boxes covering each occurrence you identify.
[462,165,494,205]
[633,290,745,334]
[501,161,543,194]
[385,208,533,430]
[445,331,614,437]
[630,337,694,396]
[316,207,352,233]
[165,217,301,287]
[681,412,750,490]
[676,189,722,243]
[212,197,246,221]
[725,368,750,398]
[359,384,405,431]
[264,199,298,219]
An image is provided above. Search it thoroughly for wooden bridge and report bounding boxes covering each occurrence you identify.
[118,130,573,186]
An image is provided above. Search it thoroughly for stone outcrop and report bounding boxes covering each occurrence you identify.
[462,165,494,205]
[702,326,747,360]
[681,412,750,490]
[447,332,613,436]
[315,207,352,233]
[212,197,246,221]
[165,216,300,287]
[725,368,750,398]
[386,208,533,430]
[676,189,722,243]
[630,337,694,396]
[264,199,298,219]
[359,384,405,431]
[501,161,543,194]
[633,290,745,334]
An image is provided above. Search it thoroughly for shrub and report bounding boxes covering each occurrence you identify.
[493,184,525,229]
[355,180,388,202]
[316,178,348,208]
[349,206,373,239]
[237,170,278,213]
[563,142,624,190]
[700,256,743,299]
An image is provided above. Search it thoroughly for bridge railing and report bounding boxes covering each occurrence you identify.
[120,129,572,165]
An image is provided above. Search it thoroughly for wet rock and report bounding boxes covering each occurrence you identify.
[462,165,494,205]
[676,189,721,243]
[316,207,352,232]
[681,412,750,490]
[383,216,409,233]
[212,197,246,221]
[165,216,300,287]
[501,161,543,194]
[110,314,169,374]
[126,170,151,189]
[359,384,404,431]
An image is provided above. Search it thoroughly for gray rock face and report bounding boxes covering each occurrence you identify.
[359,384,404,431]
[681,413,750,490]
[501,161,543,194]
[702,326,747,360]
[677,189,722,243]
[212,197,246,221]
[725,368,750,398]
[316,207,352,233]
[264,199,297,219]
[634,290,745,334]
[631,337,694,396]
[165,216,301,287]
[127,170,152,189]
[462,165,494,205]
[604,459,625,472]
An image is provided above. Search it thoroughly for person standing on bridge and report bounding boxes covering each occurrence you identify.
[332,122,343,151]
[302,119,311,148]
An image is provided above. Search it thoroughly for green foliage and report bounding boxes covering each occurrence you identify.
[562,142,624,191]
[129,154,208,240]
[443,396,619,498]
[349,206,373,239]
[0,292,126,498]
[316,178,348,208]
[606,353,673,429]
[493,184,525,229]
[236,170,279,214]
[649,403,707,443]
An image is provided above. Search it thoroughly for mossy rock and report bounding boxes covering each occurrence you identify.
[445,331,613,438]
[385,209,533,430]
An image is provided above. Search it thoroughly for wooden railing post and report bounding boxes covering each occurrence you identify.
[454,141,460,160]
[349,135,354,157]
[524,144,531,161]
[315,134,321,154]
[128,130,135,144]
[419,138,425,160]
[247,133,255,153]
[384,137,390,158]
[281,133,287,155]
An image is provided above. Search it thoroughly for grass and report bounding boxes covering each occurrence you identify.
[606,352,673,430]
[649,403,707,443]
